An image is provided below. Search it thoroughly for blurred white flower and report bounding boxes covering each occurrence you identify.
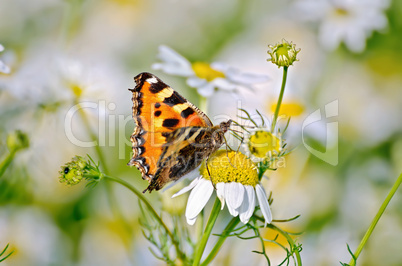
[0,44,10,74]
[0,47,115,105]
[0,45,128,201]
[79,220,133,266]
[294,0,390,52]
[172,151,272,225]
[152,45,269,97]
[0,207,63,265]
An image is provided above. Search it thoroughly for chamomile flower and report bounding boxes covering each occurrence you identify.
[172,151,272,225]
[152,45,269,97]
[293,0,390,52]
[0,44,10,74]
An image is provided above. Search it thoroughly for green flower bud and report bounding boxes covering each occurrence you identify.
[6,130,29,152]
[59,156,88,186]
[267,39,300,68]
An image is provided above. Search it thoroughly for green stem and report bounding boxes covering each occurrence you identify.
[197,210,205,244]
[76,101,109,173]
[268,223,302,265]
[252,215,302,265]
[76,101,135,243]
[270,66,288,133]
[103,175,186,262]
[201,217,240,266]
[193,197,221,266]
[348,172,402,265]
[0,243,13,262]
[0,150,16,178]
[76,100,127,220]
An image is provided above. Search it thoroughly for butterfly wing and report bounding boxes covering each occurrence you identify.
[128,72,213,184]
[144,125,224,192]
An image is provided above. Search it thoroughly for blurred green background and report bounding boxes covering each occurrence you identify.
[1,0,402,265]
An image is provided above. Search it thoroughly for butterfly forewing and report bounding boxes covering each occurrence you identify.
[128,73,211,181]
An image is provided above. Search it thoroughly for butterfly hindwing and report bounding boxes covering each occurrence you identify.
[128,72,213,186]
[145,126,223,192]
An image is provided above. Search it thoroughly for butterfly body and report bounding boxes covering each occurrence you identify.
[128,72,231,193]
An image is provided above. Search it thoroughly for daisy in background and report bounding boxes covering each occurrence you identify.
[0,44,10,74]
[172,150,272,225]
[293,0,390,52]
[0,45,125,202]
[152,45,269,97]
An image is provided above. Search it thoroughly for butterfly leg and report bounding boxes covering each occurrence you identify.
[205,156,217,190]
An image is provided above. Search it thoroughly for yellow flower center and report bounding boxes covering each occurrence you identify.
[334,7,349,17]
[270,101,305,117]
[276,45,291,58]
[200,150,258,187]
[70,83,83,98]
[247,130,281,159]
[192,62,225,82]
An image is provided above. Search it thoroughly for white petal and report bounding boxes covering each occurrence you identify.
[210,62,228,72]
[211,78,236,91]
[172,176,202,198]
[151,63,193,77]
[226,69,269,85]
[196,83,215,97]
[255,184,272,224]
[158,45,191,68]
[185,179,214,221]
[344,27,367,53]
[210,62,269,85]
[225,182,244,217]
[0,61,10,74]
[319,21,344,51]
[187,216,197,225]
[239,186,256,224]
[216,183,226,210]
[226,201,238,216]
[152,45,194,76]
[0,44,4,52]
[187,77,207,88]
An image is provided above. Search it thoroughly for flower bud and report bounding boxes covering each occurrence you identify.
[6,130,29,152]
[267,39,300,68]
[59,156,87,186]
[245,129,282,161]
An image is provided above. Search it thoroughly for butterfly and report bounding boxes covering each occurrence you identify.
[128,72,232,193]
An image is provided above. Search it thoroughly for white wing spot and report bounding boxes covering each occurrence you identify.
[147,77,158,84]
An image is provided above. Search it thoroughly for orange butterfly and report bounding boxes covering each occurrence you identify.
[128,72,232,193]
